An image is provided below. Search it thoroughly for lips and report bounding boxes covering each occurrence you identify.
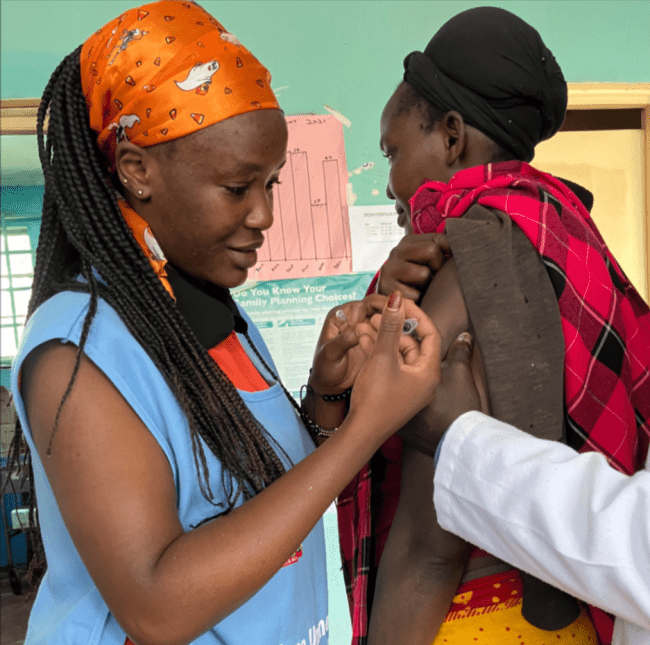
[396,207,409,229]
[228,242,263,268]
[231,242,262,253]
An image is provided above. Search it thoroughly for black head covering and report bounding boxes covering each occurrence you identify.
[403,7,567,161]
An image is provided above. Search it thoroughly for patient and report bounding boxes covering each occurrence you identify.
[338,7,650,645]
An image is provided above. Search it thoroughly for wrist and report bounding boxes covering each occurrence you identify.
[300,383,348,442]
[340,407,398,450]
[306,368,353,400]
[304,381,352,402]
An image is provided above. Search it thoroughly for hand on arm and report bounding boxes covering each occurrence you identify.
[377,233,450,302]
[22,293,441,645]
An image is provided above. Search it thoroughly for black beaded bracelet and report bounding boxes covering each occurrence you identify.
[304,368,353,402]
[304,382,352,402]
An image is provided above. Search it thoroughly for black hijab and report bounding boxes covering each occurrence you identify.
[403,7,567,161]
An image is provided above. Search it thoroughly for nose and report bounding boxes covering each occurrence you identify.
[386,184,395,201]
[245,193,274,231]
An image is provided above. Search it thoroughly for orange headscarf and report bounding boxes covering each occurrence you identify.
[81,0,280,165]
[80,0,281,295]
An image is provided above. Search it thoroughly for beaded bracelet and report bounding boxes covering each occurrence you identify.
[299,410,338,438]
[299,377,342,438]
[304,382,352,402]
[303,369,353,402]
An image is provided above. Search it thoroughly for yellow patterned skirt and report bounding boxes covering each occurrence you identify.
[433,569,598,645]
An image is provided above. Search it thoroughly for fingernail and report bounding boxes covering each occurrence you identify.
[457,331,473,346]
[388,291,401,311]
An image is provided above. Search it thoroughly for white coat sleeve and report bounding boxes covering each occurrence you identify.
[433,411,650,628]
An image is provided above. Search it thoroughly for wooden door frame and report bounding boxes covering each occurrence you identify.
[2,83,650,290]
[564,83,650,292]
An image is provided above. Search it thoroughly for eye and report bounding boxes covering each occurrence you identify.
[266,177,282,190]
[382,151,393,164]
[225,185,248,196]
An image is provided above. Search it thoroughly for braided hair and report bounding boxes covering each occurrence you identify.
[17,46,300,549]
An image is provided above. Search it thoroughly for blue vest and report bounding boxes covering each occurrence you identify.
[11,291,329,645]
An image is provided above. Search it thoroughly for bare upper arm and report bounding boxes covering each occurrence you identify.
[398,259,489,455]
[417,258,469,356]
[20,340,183,628]
[423,257,488,404]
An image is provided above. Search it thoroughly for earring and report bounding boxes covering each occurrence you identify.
[137,190,143,196]
[123,178,128,184]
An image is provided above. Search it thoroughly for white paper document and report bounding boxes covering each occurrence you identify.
[348,204,404,273]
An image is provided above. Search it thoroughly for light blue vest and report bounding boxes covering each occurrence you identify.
[11,291,329,645]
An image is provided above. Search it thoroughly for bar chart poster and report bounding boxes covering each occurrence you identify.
[249,115,352,282]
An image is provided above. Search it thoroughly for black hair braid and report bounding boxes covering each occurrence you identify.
[16,46,297,585]
[29,58,75,313]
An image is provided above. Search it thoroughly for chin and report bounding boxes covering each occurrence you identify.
[212,270,249,290]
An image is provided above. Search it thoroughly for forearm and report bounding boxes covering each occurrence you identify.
[368,547,465,645]
[124,410,387,645]
[368,444,471,645]
[434,411,650,628]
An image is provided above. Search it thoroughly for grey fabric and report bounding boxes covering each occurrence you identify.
[446,204,565,443]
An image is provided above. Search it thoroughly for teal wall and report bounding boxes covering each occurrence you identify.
[2,0,649,199]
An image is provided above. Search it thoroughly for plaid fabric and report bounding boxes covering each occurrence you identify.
[337,458,373,643]
[337,161,650,645]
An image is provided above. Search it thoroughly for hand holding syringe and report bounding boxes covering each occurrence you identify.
[336,307,419,336]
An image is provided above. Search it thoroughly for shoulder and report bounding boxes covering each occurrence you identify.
[16,291,157,399]
[13,291,184,459]
[16,291,128,363]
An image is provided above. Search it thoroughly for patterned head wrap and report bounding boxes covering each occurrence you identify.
[403,7,567,162]
[80,0,280,166]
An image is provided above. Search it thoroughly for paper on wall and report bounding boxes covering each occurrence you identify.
[348,204,405,273]
[233,272,375,398]
[248,115,352,283]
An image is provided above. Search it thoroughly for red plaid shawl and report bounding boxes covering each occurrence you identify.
[337,161,650,644]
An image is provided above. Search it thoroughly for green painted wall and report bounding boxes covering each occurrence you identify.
[2,0,649,201]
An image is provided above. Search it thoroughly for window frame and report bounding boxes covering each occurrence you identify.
[1,214,40,366]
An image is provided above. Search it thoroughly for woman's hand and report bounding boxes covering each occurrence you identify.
[347,291,442,441]
[377,233,450,302]
[309,293,386,395]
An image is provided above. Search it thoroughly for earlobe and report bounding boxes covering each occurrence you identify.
[115,141,154,200]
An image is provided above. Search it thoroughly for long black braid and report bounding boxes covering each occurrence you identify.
[12,46,307,584]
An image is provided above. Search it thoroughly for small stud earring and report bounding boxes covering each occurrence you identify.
[123,178,128,184]
[137,190,143,196]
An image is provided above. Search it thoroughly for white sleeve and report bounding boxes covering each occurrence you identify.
[433,411,650,628]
